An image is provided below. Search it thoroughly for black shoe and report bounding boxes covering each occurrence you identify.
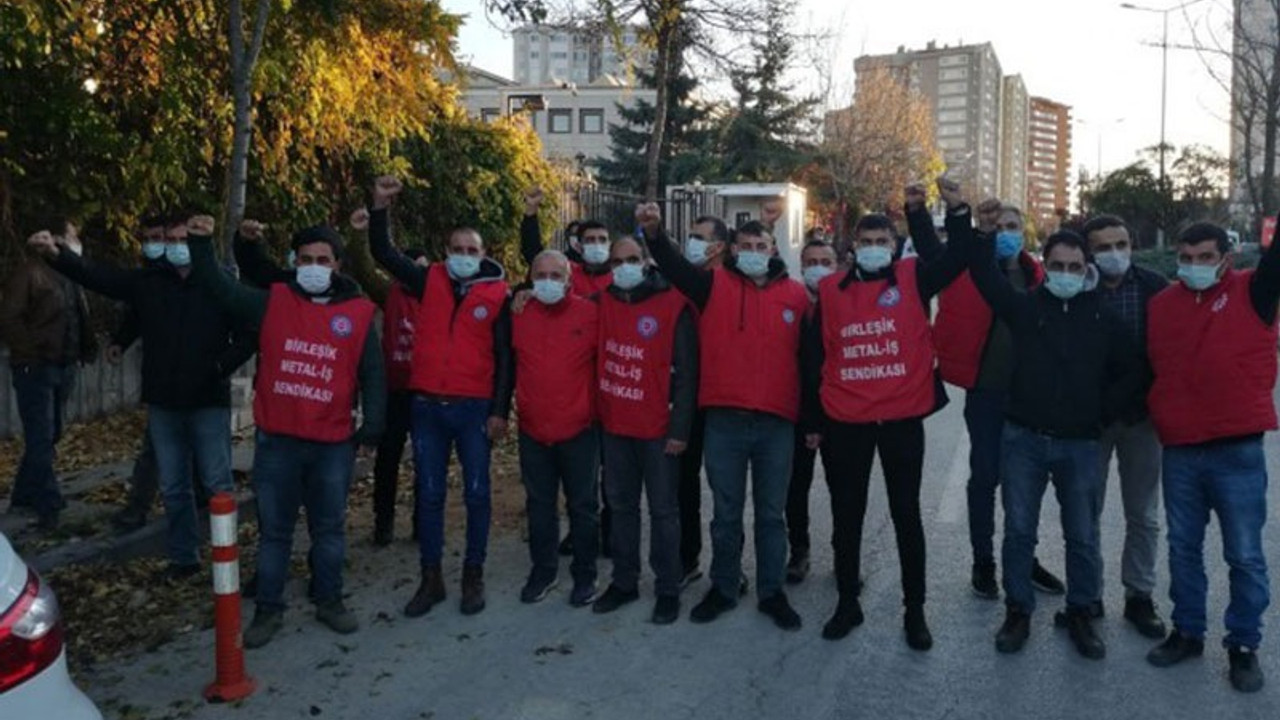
[243,608,284,650]
[971,561,999,600]
[460,564,486,616]
[652,595,680,625]
[1031,560,1065,595]
[404,565,446,618]
[557,533,574,557]
[1147,630,1204,668]
[690,588,737,624]
[591,584,640,614]
[1229,647,1265,693]
[822,597,864,640]
[995,608,1031,654]
[520,574,559,604]
[1123,596,1167,639]
[680,564,703,589]
[373,524,393,547]
[111,508,147,534]
[904,605,933,651]
[1059,607,1106,660]
[757,592,801,631]
[785,550,810,585]
[162,563,201,583]
[569,581,598,608]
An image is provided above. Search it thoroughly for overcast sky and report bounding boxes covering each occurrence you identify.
[441,0,1236,180]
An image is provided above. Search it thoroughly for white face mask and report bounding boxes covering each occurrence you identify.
[296,264,332,294]
[581,242,609,266]
[855,245,893,273]
[803,265,835,291]
[685,237,709,265]
[1094,249,1131,278]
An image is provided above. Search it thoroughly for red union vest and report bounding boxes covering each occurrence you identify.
[598,287,689,440]
[1147,269,1279,446]
[819,259,937,423]
[933,253,1044,388]
[697,268,809,422]
[382,283,418,391]
[570,262,613,298]
[255,284,376,443]
[512,295,599,444]
[409,263,509,398]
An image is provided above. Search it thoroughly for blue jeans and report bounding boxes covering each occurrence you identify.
[1163,439,1270,649]
[9,363,75,516]
[148,406,234,566]
[703,409,794,601]
[1001,423,1102,613]
[252,431,355,611]
[964,388,1006,566]
[411,397,493,568]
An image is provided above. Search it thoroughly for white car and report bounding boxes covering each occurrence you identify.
[0,532,102,719]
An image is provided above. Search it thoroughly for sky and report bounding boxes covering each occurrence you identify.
[440,0,1237,179]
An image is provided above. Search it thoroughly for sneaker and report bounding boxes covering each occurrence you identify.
[404,565,446,618]
[1123,596,1167,639]
[558,533,574,557]
[757,592,802,631]
[689,588,737,624]
[161,563,201,583]
[995,608,1031,654]
[822,598,864,641]
[592,584,640,614]
[243,608,284,649]
[520,574,559,604]
[904,605,933,651]
[1031,560,1065,595]
[680,564,703,589]
[315,600,359,634]
[460,564,486,616]
[1229,647,1265,693]
[785,550,810,585]
[971,561,999,600]
[1059,607,1106,660]
[1147,629,1204,668]
[569,581,598,608]
[652,595,680,625]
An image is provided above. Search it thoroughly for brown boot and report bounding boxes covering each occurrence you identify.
[404,564,446,618]
[460,564,486,615]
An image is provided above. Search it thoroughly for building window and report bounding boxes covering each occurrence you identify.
[938,96,967,109]
[940,54,969,66]
[939,67,969,81]
[938,81,967,96]
[549,109,573,134]
[530,51,540,59]
[580,108,605,134]
[551,51,568,59]
[938,137,968,150]
[938,123,967,137]
[938,109,967,122]
[481,108,501,124]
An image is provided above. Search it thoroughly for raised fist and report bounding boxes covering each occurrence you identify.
[239,219,266,241]
[977,197,1003,232]
[936,176,964,209]
[635,202,662,234]
[372,175,403,209]
[26,230,57,257]
[904,184,927,212]
[524,187,544,215]
[349,208,370,232]
[187,215,216,237]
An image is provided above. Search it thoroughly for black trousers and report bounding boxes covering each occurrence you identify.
[373,390,414,533]
[825,418,927,606]
[677,410,706,570]
[786,425,833,553]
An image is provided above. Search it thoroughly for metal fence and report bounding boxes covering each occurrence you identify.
[552,182,727,244]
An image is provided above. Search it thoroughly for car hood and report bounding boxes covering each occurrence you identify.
[0,532,25,615]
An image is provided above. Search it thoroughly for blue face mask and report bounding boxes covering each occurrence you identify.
[685,237,709,265]
[736,251,770,278]
[996,230,1025,260]
[296,264,332,294]
[142,242,165,261]
[447,254,481,279]
[581,242,609,266]
[855,245,893,273]
[532,278,566,305]
[1177,262,1221,291]
[803,265,834,291]
[165,243,191,267]
[612,262,645,290]
[1045,270,1085,299]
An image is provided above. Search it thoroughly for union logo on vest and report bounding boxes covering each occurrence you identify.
[330,314,354,338]
[782,309,796,325]
[637,315,659,339]
[473,306,489,321]
[878,287,902,308]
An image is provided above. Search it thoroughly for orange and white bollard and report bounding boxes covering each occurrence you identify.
[204,492,256,703]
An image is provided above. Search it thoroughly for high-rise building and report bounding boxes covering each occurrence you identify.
[512,25,650,86]
[855,41,1004,199]
[1027,97,1073,230]
[999,75,1029,209]
[1228,0,1280,224]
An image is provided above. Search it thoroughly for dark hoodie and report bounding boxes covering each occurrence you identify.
[368,208,514,419]
[604,269,700,443]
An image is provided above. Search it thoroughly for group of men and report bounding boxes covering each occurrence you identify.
[5,172,1276,694]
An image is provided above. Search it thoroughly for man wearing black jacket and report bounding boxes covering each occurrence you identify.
[968,229,1144,660]
[27,217,252,579]
[1083,214,1169,638]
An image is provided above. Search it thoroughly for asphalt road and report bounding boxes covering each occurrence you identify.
[79,392,1280,719]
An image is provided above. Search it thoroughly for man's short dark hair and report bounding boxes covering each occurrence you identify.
[291,225,345,260]
[578,220,608,236]
[142,213,167,230]
[41,214,75,236]
[736,220,772,243]
[1042,230,1091,262]
[564,221,582,239]
[853,213,895,235]
[1178,222,1232,254]
[693,215,730,245]
[802,239,834,253]
[1080,214,1129,243]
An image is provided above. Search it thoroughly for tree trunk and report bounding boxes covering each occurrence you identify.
[223,0,272,256]
[1262,19,1280,220]
[643,2,680,201]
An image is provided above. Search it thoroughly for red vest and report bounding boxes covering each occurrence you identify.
[409,264,509,398]
[570,262,612,298]
[598,288,688,440]
[934,253,1044,388]
[1147,269,1279,446]
[382,283,418,392]
[512,295,599,444]
[698,268,809,422]
[255,284,376,443]
[819,259,937,423]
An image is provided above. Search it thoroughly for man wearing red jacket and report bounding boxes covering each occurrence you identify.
[640,204,809,630]
[1144,221,1280,693]
[932,201,1065,600]
[593,236,699,624]
[367,176,514,619]
[521,188,613,299]
[511,250,602,608]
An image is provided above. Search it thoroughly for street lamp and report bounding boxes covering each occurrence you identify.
[1120,0,1206,248]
